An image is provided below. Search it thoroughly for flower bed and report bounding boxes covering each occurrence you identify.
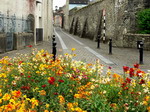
[0,49,150,112]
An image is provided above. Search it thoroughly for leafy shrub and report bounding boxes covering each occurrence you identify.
[137,8,150,34]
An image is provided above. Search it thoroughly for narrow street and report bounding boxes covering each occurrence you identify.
[54,27,150,74]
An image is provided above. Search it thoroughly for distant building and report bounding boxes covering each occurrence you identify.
[69,0,89,9]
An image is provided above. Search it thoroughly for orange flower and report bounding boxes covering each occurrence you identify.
[5,104,15,111]
[58,95,65,104]
[74,94,82,99]
[147,106,150,111]
[11,90,22,98]
[67,102,73,109]
[39,90,46,96]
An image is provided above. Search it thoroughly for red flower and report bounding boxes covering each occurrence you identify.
[126,77,131,83]
[124,87,129,90]
[27,45,33,48]
[134,63,139,68]
[43,53,47,57]
[27,75,31,78]
[31,79,34,82]
[129,68,134,77]
[58,79,64,83]
[19,61,23,65]
[21,86,30,90]
[139,79,145,85]
[42,84,47,88]
[136,70,145,77]
[53,92,58,95]
[20,73,24,76]
[121,82,127,88]
[123,66,129,72]
[108,66,112,69]
[48,77,55,85]
[8,63,13,66]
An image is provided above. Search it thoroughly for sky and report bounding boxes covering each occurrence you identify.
[53,0,66,10]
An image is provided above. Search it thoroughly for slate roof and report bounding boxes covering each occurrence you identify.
[69,0,89,4]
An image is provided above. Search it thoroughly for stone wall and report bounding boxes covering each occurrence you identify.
[68,0,149,48]
[123,33,150,50]
[0,33,6,53]
[69,0,115,40]
[0,33,34,53]
[13,33,34,50]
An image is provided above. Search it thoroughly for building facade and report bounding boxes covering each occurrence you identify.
[0,0,53,52]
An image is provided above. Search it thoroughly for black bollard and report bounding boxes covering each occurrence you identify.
[52,35,56,43]
[52,41,57,61]
[109,38,112,55]
[139,41,144,64]
[97,35,100,48]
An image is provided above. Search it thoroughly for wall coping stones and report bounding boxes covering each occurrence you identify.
[124,33,150,37]
[75,0,104,13]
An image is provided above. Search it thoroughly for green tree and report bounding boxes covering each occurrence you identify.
[137,8,150,34]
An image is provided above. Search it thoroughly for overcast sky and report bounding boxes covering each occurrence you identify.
[53,0,66,10]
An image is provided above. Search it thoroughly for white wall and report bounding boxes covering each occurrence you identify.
[0,0,34,18]
[0,0,53,43]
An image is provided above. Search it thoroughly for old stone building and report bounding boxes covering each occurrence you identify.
[0,0,53,52]
[68,0,150,50]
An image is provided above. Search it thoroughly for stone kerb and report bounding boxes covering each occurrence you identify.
[0,33,6,53]
[13,33,34,50]
[123,33,150,50]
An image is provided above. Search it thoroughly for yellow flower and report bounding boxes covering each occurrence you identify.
[143,101,148,105]
[74,94,82,99]
[30,98,39,106]
[71,48,76,51]
[58,95,65,104]
[9,99,16,104]
[2,93,11,101]
[0,73,6,78]
[0,89,2,97]
[0,99,2,104]
[147,81,150,87]
[45,104,50,108]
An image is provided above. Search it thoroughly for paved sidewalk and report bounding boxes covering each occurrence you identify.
[57,28,150,74]
[0,28,150,74]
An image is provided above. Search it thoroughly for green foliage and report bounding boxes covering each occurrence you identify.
[137,8,150,34]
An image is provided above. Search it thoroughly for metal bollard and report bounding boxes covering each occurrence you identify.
[52,41,57,61]
[109,38,112,55]
[97,35,100,48]
[139,41,144,64]
[52,35,56,43]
